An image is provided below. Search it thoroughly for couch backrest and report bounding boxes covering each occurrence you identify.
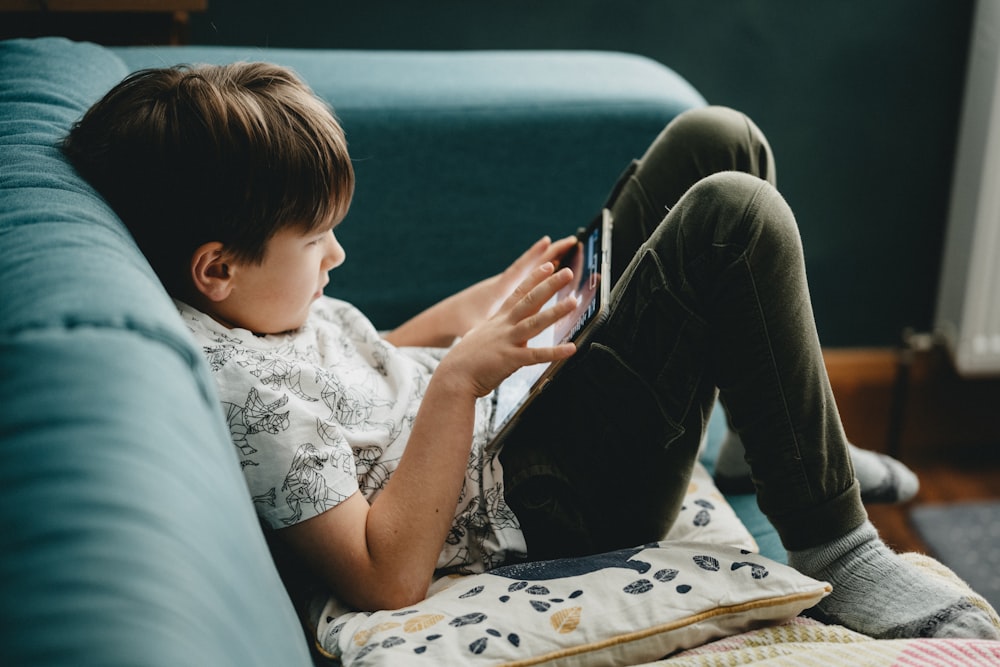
[0,37,313,667]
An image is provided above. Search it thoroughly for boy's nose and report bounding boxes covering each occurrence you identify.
[323,231,346,269]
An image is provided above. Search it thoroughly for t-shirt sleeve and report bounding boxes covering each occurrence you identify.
[214,359,360,529]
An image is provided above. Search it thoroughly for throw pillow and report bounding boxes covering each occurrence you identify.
[317,541,829,666]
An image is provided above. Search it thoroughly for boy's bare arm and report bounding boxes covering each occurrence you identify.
[280,264,578,611]
[383,235,577,349]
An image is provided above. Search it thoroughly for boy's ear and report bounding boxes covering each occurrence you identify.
[190,242,235,302]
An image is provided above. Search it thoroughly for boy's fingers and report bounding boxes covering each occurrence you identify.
[524,340,577,366]
[525,290,577,331]
[500,262,558,313]
[510,281,577,349]
[520,236,551,262]
[511,236,553,272]
[543,235,578,266]
[507,266,573,322]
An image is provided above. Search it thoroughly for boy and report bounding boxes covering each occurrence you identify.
[62,61,998,641]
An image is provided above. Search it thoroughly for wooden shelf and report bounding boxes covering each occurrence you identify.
[0,1,206,11]
[0,0,207,45]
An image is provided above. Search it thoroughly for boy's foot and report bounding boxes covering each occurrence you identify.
[713,430,919,504]
[788,521,1000,640]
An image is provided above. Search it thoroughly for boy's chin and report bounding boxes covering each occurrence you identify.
[254,312,311,336]
[275,317,310,335]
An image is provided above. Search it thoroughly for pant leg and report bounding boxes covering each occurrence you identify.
[501,111,865,559]
[607,107,864,550]
[500,106,776,559]
[659,172,865,551]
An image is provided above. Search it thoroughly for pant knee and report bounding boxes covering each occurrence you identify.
[673,171,800,263]
[651,106,776,187]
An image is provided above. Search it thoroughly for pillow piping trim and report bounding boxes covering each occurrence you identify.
[496,586,831,667]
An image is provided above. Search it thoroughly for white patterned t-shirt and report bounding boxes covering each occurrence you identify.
[176,297,527,574]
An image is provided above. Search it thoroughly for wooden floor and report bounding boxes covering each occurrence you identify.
[866,445,1000,553]
[825,346,1000,555]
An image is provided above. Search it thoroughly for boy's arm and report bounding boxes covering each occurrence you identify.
[383,235,577,349]
[280,263,578,611]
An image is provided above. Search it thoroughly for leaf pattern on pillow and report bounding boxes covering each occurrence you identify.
[551,607,582,633]
[694,555,721,572]
[403,614,444,632]
[321,543,824,665]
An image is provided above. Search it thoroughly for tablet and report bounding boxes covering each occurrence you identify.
[487,208,613,452]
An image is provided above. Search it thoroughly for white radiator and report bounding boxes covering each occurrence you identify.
[936,0,1000,377]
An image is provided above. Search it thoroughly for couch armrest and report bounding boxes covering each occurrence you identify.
[1,37,313,667]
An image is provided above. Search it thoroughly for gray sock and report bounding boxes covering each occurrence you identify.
[849,443,920,504]
[713,429,919,504]
[788,521,1000,640]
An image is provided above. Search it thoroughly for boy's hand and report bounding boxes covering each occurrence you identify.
[487,235,579,318]
[383,235,578,348]
[439,262,578,398]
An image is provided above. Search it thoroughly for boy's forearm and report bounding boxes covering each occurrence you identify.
[341,368,480,609]
[382,299,460,348]
[383,277,498,348]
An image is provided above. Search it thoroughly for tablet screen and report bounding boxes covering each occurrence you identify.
[551,220,602,344]
[490,210,611,436]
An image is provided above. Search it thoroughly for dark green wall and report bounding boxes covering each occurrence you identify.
[189,1,974,347]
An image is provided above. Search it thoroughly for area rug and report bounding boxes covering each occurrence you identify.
[910,500,1000,611]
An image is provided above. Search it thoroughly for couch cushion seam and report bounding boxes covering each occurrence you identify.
[0,317,215,402]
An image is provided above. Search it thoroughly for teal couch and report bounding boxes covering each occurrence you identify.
[0,36,778,665]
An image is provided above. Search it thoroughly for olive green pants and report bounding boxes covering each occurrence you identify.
[500,106,865,559]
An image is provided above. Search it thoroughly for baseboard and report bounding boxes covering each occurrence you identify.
[825,346,1000,460]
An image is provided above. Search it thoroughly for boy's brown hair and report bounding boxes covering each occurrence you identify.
[62,62,354,297]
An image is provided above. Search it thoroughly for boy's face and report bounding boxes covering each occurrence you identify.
[211,221,345,334]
